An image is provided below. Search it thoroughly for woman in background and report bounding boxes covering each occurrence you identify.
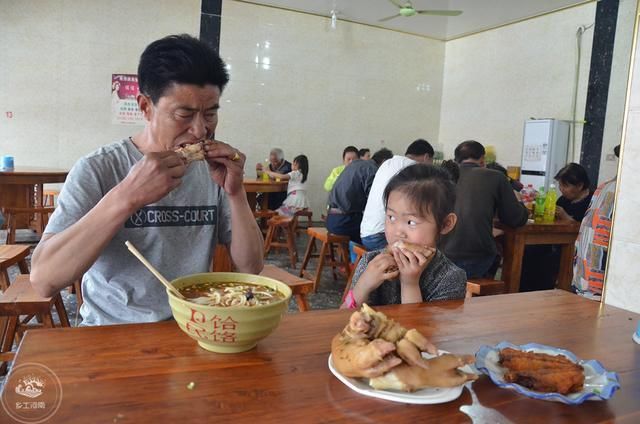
[520,163,592,292]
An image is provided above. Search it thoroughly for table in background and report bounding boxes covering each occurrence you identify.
[243,178,287,211]
[0,167,68,233]
[2,290,637,422]
[497,220,580,293]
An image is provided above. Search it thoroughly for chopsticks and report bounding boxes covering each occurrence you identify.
[125,240,186,300]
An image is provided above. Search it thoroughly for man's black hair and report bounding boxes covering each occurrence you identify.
[138,34,229,104]
[372,148,393,166]
[358,148,370,158]
[405,139,434,158]
[343,146,359,159]
[454,140,485,163]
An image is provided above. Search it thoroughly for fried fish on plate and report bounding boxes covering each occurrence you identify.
[499,348,585,394]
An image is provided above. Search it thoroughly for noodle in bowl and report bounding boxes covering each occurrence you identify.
[168,272,292,353]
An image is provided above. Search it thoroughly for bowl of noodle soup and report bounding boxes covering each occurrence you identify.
[168,272,292,353]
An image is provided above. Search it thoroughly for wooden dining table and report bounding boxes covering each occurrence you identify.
[1,290,637,423]
[243,178,288,211]
[497,220,580,293]
[0,167,68,233]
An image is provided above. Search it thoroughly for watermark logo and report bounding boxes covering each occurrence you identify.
[1,363,62,423]
[15,375,45,399]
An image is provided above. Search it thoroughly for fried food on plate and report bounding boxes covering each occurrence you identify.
[499,348,585,394]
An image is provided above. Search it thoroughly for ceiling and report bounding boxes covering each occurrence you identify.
[236,0,595,41]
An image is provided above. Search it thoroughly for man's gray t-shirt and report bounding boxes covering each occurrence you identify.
[45,139,231,326]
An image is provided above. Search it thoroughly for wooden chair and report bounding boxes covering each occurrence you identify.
[253,209,277,236]
[43,189,60,207]
[0,274,70,375]
[465,278,506,298]
[343,243,368,303]
[293,209,313,237]
[4,207,55,244]
[0,245,31,291]
[264,216,298,268]
[299,227,350,292]
[260,265,314,312]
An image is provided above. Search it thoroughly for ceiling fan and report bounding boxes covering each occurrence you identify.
[379,0,463,22]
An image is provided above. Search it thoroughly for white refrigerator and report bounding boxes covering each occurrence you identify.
[520,119,570,191]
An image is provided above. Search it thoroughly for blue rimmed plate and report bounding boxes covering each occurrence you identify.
[475,341,620,404]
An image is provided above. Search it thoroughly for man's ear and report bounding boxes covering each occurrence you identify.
[440,213,457,235]
[137,93,153,121]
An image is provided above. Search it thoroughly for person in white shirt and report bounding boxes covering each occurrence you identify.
[360,139,434,250]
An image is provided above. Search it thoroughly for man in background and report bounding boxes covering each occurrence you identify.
[358,148,371,160]
[326,148,393,243]
[360,139,434,250]
[324,145,359,192]
[256,147,291,210]
[441,140,528,278]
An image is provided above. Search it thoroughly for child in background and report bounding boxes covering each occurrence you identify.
[342,164,467,308]
[264,154,310,216]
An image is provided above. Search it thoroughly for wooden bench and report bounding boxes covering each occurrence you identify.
[4,206,55,244]
[299,227,350,292]
[264,216,298,268]
[465,278,506,298]
[260,265,313,312]
[0,245,31,291]
[0,274,70,374]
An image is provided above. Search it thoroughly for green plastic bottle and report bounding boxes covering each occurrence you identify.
[534,187,546,222]
[543,184,558,223]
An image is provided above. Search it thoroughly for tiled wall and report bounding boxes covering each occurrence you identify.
[0,0,200,169]
[217,1,445,217]
[605,7,640,314]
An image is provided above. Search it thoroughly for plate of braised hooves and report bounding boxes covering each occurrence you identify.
[475,341,620,404]
[329,304,478,404]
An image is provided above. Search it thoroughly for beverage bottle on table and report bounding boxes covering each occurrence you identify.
[534,187,546,222]
[261,159,270,182]
[543,184,557,223]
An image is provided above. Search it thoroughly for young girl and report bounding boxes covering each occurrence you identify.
[342,164,467,308]
[264,154,310,216]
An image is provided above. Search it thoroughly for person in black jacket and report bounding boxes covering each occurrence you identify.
[440,140,528,278]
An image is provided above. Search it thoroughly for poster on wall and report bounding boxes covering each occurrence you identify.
[111,74,144,125]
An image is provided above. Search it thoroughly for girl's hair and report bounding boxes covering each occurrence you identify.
[293,155,309,183]
[383,164,456,232]
[554,163,590,190]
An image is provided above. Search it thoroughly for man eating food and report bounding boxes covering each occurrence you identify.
[30,34,264,326]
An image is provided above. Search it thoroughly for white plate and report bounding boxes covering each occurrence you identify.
[328,351,476,405]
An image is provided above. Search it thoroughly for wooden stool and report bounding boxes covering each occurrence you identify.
[264,216,298,268]
[43,189,60,207]
[294,209,313,236]
[0,274,70,375]
[253,209,277,236]
[344,243,368,303]
[260,265,313,312]
[0,245,31,291]
[4,207,55,244]
[299,227,350,292]
[465,278,506,298]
